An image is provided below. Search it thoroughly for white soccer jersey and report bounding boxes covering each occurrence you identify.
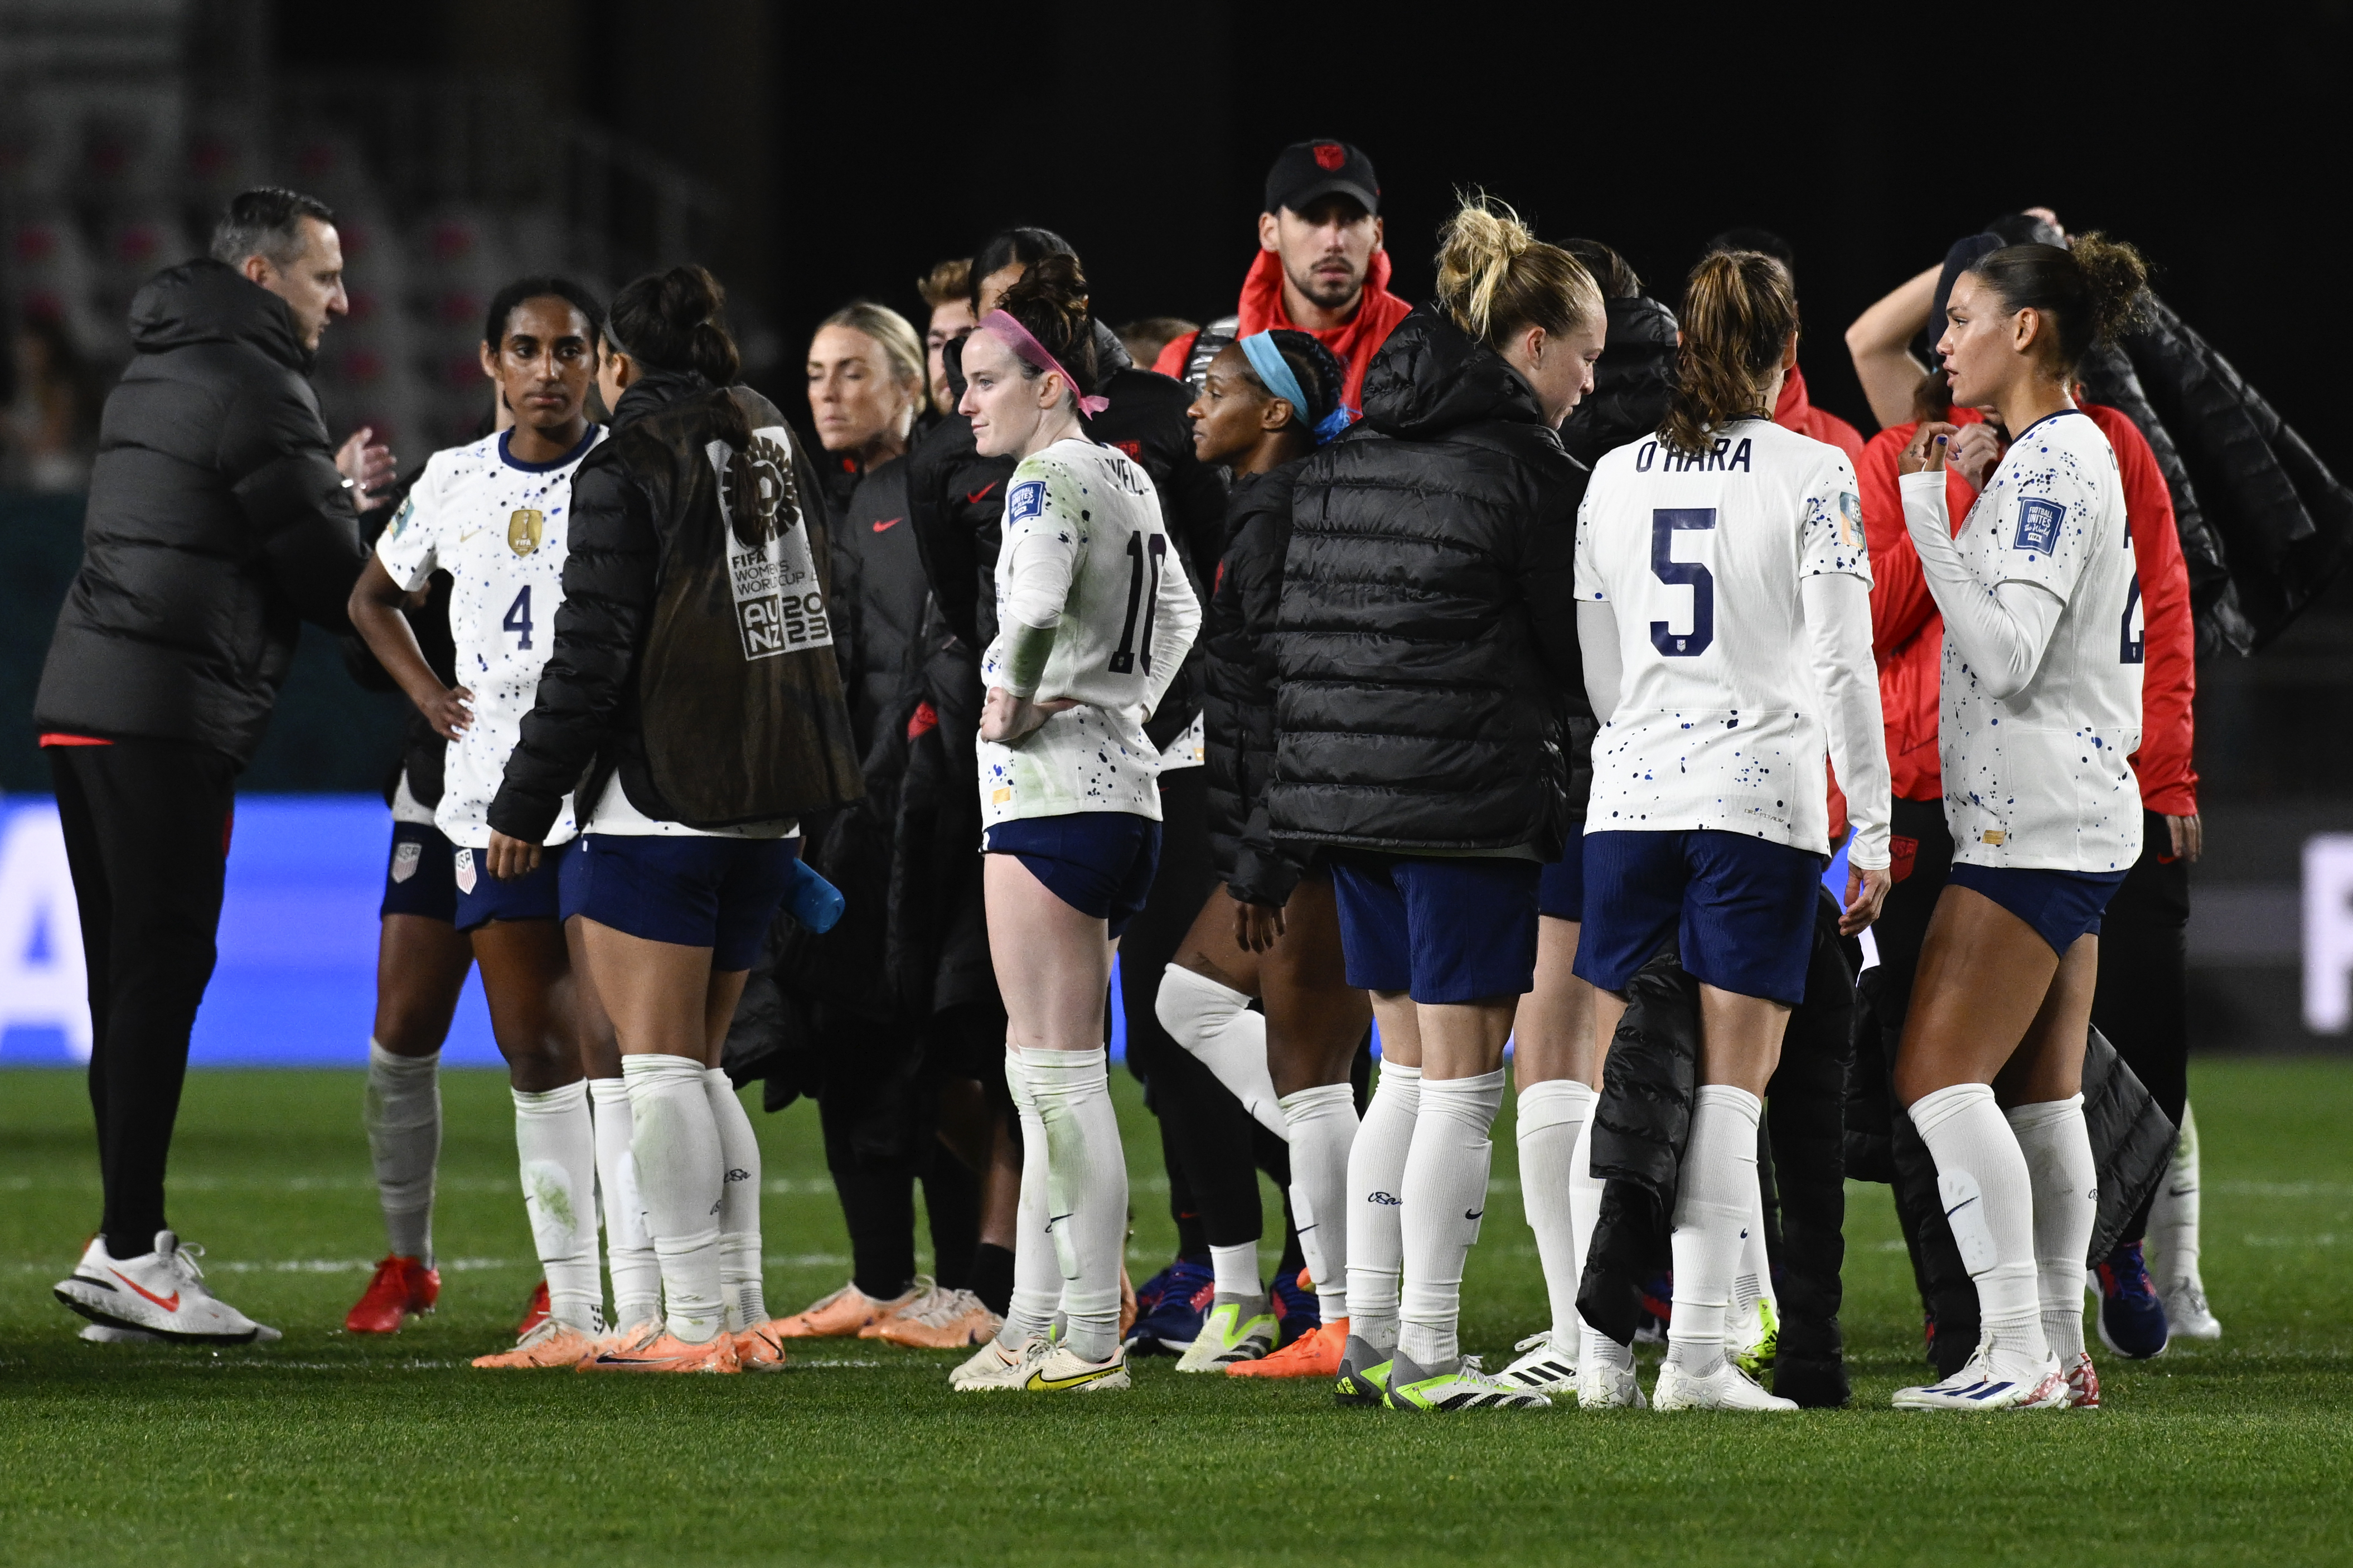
[1576,418,1871,854]
[977,438,1201,827]
[1923,409,2144,871]
[376,425,606,848]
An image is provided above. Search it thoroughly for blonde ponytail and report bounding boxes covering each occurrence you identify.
[1432,191,1602,355]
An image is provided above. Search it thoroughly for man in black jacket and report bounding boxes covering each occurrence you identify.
[41,187,388,1345]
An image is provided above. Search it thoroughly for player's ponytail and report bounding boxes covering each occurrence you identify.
[606,264,742,386]
[1432,192,1601,357]
[1659,249,1798,457]
[1966,236,2151,376]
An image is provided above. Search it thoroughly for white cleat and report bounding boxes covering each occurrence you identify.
[1022,1343,1132,1392]
[951,1334,1052,1392]
[55,1231,278,1344]
[1497,1331,1579,1396]
[1892,1342,2065,1411]
[1574,1354,1647,1410]
[2162,1280,2222,1341]
[78,1322,164,1344]
[1653,1356,1797,1411]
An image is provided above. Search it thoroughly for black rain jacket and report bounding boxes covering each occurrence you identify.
[1203,462,1310,907]
[35,259,366,763]
[1267,303,1589,857]
[1558,292,1679,468]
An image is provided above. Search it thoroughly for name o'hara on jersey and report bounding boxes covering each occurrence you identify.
[1631,435,1756,474]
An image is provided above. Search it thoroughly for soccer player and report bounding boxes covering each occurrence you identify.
[348,278,616,1367]
[1574,247,1892,1412]
[947,256,1201,1393]
[1154,330,1371,1377]
[1886,236,2152,1412]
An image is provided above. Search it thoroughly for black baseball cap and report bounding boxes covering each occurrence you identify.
[1264,139,1380,218]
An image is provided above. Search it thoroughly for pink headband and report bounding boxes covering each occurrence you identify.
[979,309,1110,417]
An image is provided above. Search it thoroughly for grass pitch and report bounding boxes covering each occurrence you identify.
[0,1058,2346,1567]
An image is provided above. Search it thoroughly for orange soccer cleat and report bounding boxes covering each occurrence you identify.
[774,1280,911,1339]
[733,1320,792,1372]
[870,1289,1003,1350]
[472,1319,601,1369]
[577,1323,742,1374]
[1228,1317,1348,1378]
[344,1255,440,1335]
[514,1279,551,1337]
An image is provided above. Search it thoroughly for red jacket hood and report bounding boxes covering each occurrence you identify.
[1233,248,1412,412]
[1773,365,1867,466]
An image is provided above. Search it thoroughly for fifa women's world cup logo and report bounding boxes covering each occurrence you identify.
[709,429,833,661]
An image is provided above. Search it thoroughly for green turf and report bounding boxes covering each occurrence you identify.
[0,1059,2346,1566]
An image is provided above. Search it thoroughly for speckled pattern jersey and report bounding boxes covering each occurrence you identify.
[1575,417,1868,854]
[1935,408,2143,872]
[977,437,1197,830]
[376,425,606,848]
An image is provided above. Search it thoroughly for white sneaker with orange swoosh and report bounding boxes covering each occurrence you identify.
[55,1231,279,1344]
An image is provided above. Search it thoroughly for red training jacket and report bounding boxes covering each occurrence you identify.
[1153,248,1413,413]
[1773,365,1867,468]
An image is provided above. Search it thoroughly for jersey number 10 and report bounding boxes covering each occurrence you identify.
[1649,509,1715,657]
[1109,532,1167,675]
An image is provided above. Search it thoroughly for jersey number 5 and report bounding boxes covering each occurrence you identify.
[1649,509,1716,657]
[1110,533,1167,674]
[503,585,533,650]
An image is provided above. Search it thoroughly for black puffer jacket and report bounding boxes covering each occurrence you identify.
[829,456,927,757]
[1558,292,1679,468]
[1268,303,1588,857]
[35,259,365,763]
[1203,462,1308,907]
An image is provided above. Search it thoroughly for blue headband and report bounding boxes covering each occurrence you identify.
[1238,332,1355,446]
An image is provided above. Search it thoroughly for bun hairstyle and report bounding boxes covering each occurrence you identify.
[1659,249,1798,457]
[994,251,1098,404]
[1432,192,1602,355]
[1241,328,1347,433]
[606,264,741,384]
[1965,235,2151,376]
[970,226,1075,310]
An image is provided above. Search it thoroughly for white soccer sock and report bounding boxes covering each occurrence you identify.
[2149,1100,2202,1290]
[704,1068,768,1332]
[1515,1077,1594,1345]
[1398,1067,1504,1370]
[1209,1242,1261,1300]
[588,1077,661,1330]
[1731,1163,1777,1344]
[1664,1085,1761,1377]
[622,1054,725,1344]
[1910,1082,2047,1376]
[1154,964,1285,1139]
[364,1041,440,1265]
[1346,1061,1420,1356]
[1280,1082,1358,1322]
[1019,1045,1128,1363]
[512,1078,603,1334]
[2007,1093,2097,1362]
[1570,1110,1630,1373]
[999,1051,1062,1349]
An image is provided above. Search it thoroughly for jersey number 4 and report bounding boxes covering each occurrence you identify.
[503,585,533,650]
[1649,509,1715,657]
[1109,533,1167,674]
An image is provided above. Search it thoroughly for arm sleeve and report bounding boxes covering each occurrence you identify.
[221,381,367,633]
[1521,465,1588,699]
[991,478,1077,700]
[1859,435,1938,655]
[1578,599,1623,722]
[372,476,440,592]
[1802,572,1892,868]
[2111,418,2198,815]
[1899,470,2067,701]
[1142,527,1203,719]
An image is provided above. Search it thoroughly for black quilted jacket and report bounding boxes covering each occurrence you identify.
[1267,303,1589,857]
[1558,292,1679,468]
[35,259,365,762]
[1202,463,1307,906]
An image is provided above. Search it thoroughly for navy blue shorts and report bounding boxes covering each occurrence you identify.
[380,821,458,922]
[559,834,800,971]
[453,845,563,932]
[984,811,1160,938]
[1575,830,1823,1006]
[1329,853,1542,1004]
[1947,862,2127,957]
[1538,829,1585,922]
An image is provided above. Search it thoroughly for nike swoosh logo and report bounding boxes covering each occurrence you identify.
[966,482,998,505]
[1944,1196,1979,1219]
[110,1270,179,1312]
[872,516,902,532]
[1464,1209,1485,1222]
[1027,1365,1118,1390]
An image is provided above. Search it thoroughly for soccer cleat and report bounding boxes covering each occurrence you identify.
[1231,1317,1347,1378]
[856,1276,948,1339]
[2161,1279,2222,1342]
[872,1288,1003,1349]
[1270,1269,1322,1348]
[515,1279,550,1337]
[472,1318,599,1368]
[2063,1351,2101,1409]
[585,1318,663,1363]
[952,1334,1052,1392]
[345,1254,440,1335]
[1383,1351,1551,1411]
[1334,1334,1394,1406]
[577,1322,741,1373]
[1891,1343,2065,1411]
[1653,1356,1798,1411]
[777,1279,916,1339]
[1497,1330,1580,1396]
[1124,1256,1214,1356]
[55,1231,277,1345]
[1575,1354,1647,1410]
[733,1319,793,1372]
[1175,1294,1275,1372]
[2094,1242,2170,1359]
[1024,1343,1131,1392]
[79,1323,163,1343]
[1727,1294,1779,1380]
